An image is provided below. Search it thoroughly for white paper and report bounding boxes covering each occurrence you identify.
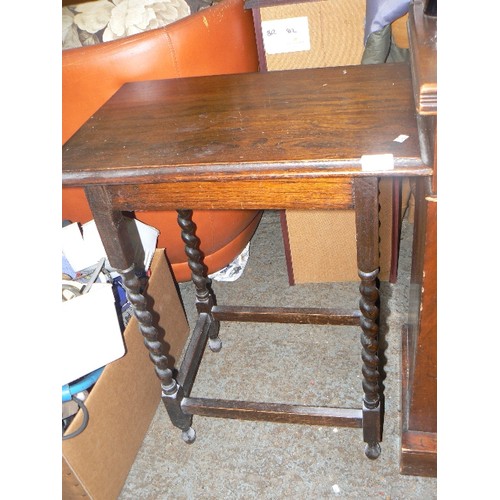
[261,17,311,55]
[61,282,125,385]
[360,153,395,172]
[393,134,409,143]
[62,218,159,272]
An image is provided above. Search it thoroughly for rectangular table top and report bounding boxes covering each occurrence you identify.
[62,63,430,187]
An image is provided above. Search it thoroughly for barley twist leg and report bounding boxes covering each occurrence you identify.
[177,209,221,352]
[120,263,195,442]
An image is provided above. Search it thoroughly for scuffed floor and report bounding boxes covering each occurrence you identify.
[120,210,437,499]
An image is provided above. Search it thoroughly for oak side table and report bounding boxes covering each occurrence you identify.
[62,62,431,459]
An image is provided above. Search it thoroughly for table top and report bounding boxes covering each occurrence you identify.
[62,62,430,187]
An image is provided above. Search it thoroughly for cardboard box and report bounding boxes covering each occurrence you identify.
[62,249,190,499]
[250,0,398,283]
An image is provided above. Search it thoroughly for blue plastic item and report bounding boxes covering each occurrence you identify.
[62,366,105,402]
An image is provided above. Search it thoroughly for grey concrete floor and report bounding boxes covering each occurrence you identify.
[120,210,437,499]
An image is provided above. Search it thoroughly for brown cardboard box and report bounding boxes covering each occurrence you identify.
[62,249,189,499]
[250,0,399,283]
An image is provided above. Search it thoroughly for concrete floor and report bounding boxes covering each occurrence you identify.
[119,210,437,499]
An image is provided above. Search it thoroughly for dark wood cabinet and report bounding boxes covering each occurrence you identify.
[400,0,437,477]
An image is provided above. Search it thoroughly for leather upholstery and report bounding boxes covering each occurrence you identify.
[62,0,262,282]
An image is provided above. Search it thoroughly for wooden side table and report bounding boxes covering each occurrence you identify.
[62,62,431,459]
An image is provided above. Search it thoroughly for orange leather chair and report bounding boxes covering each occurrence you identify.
[63,0,262,282]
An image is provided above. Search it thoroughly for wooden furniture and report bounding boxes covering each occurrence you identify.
[62,62,431,459]
[400,0,437,476]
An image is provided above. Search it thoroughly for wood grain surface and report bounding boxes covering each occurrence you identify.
[62,63,428,187]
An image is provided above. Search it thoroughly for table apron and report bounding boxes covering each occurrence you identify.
[106,177,355,211]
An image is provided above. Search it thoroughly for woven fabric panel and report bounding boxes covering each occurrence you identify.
[285,210,358,283]
[284,179,393,283]
[261,0,365,70]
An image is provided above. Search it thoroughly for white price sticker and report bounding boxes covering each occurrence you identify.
[261,17,311,55]
[361,153,395,172]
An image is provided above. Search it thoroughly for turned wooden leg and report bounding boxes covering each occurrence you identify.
[359,268,381,459]
[354,178,382,459]
[177,209,221,352]
[118,263,195,442]
[85,186,194,442]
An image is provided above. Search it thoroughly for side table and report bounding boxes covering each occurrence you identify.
[62,62,431,459]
